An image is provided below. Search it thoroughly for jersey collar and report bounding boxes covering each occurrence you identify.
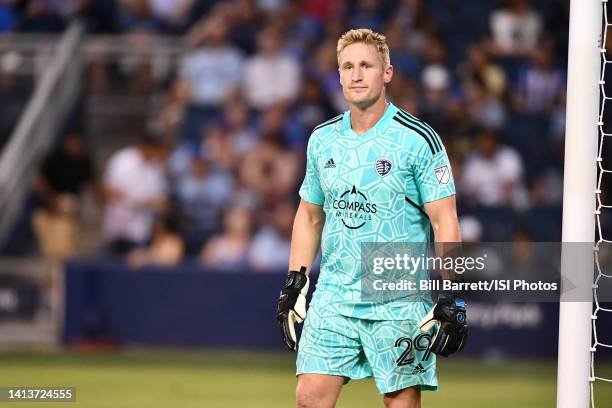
[342,101,398,137]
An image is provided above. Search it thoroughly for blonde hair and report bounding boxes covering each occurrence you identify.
[337,28,390,67]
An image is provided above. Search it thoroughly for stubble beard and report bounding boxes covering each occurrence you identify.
[350,90,383,111]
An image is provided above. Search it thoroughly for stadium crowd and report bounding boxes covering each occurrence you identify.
[3,0,575,270]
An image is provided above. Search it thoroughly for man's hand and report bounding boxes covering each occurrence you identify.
[418,293,468,357]
[276,267,310,351]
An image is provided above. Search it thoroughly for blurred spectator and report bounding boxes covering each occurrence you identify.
[292,79,336,137]
[201,206,253,270]
[86,0,158,95]
[431,96,475,146]
[512,47,565,114]
[226,0,262,55]
[276,2,323,62]
[239,131,300,207]
[119,0,161,32]
[221,98,259,159]
[384,22,421,79]
[463,82,507,130]
[312,40,346,112]
[248,201,294,272]
[392,0,436,54]
[118,32,161,94]
[459,46,507,99]
[529,169,563,207]
[176,14,244,139]
[167,135,196,181]
[419,37,451,122]
[148,0,194,33]
[127,215,185,268]
[257,103,306,150]
[167,122,239,179]
[488,0,542,56]
[201,123,236,171]
[102,136,169,255]
[243,25,301,110]
[459,214,504,277]
[460,128,529,210]
[32,132,96,260]
[173,156,234,251]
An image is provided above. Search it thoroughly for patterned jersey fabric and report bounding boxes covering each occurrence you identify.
[299,102,455,320]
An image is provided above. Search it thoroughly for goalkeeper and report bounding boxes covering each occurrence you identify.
[276,28,467,407]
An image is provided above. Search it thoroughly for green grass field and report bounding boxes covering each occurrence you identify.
[0,350,611,407]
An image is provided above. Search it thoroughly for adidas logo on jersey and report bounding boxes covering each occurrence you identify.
[324,158,336,169]
[412,363,427,375]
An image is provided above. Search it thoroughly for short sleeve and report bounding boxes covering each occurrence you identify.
[298,135,325,206]
[413,144,456,204]
[103,153,124,189]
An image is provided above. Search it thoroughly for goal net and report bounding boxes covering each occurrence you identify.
[592,1,612,405]
[557,1,609,407]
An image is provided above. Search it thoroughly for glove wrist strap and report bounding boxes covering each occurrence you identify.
[283,266,308,293]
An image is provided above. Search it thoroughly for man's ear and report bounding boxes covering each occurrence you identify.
[384,64,394,84]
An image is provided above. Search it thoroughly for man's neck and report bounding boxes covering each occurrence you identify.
[349,98,389,135]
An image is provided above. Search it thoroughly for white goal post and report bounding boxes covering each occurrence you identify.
[556,1,602,408]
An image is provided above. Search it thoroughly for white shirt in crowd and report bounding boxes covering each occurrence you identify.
[103,147,167,244]
[148,0,192,19]
[180,46,244,106]
[243,53,300,109]
[248,226,290,272]
[461,145,529,209]
[490,7,542,52]
[516,66,564,113]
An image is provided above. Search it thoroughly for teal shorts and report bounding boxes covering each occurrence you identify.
[296,305,438,394]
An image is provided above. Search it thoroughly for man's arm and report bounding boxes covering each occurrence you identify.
[421,194,468,357]
[424,194,460,243]
[288,200,326,273]
[277,199,325,350]
[425,194,461,282]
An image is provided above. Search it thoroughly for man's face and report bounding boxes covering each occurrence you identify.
[338,42,393,109]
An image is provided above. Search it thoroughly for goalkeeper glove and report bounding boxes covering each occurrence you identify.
[276,266,309,351]
[418,293,468,357]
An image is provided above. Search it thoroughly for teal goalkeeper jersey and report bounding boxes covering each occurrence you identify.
[299,102,456,320]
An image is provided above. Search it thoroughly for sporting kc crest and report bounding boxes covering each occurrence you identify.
[376,158,392,177]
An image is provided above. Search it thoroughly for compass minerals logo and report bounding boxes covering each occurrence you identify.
[332,185,377,229]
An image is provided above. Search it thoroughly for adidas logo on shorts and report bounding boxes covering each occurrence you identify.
[324,158,336,169]
[411,363,426,375]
